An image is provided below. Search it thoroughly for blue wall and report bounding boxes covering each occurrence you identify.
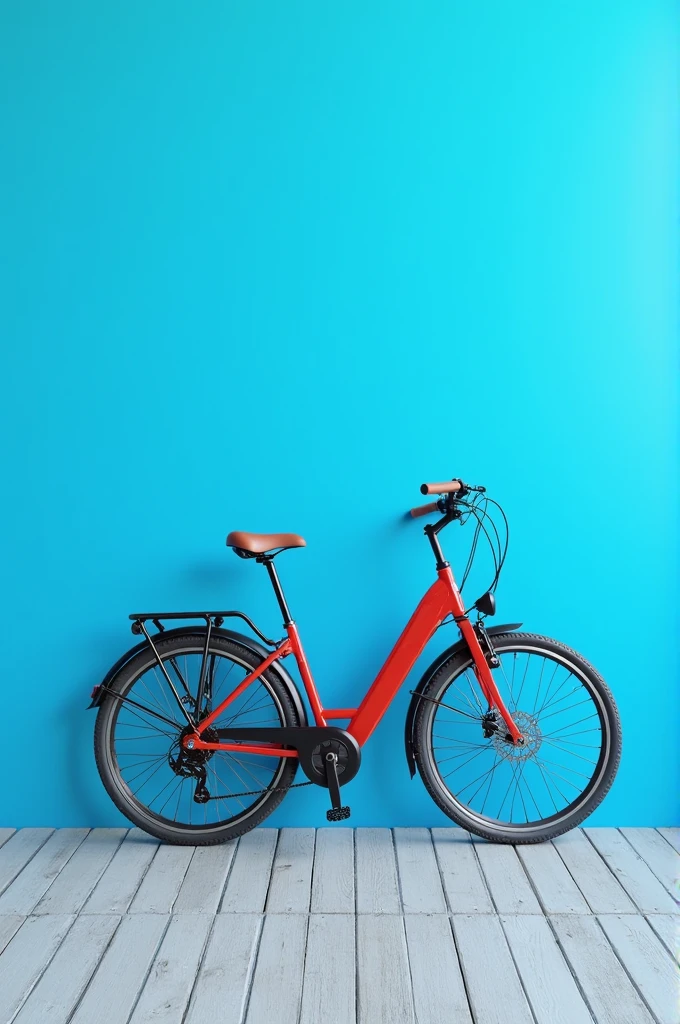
[1,1,677,827]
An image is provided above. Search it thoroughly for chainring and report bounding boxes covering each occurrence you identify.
[310,739,350,783]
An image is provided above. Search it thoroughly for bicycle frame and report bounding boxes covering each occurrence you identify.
[187,564,521,757]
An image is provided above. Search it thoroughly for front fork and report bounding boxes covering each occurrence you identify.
[458,617,523,744]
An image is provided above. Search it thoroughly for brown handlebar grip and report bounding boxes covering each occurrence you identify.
[420,479,462,496]
[410,501,440,518]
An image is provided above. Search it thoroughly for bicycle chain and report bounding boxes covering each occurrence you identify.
[204,779,313,801]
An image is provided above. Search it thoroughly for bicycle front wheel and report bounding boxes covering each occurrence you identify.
[414,631,621,843]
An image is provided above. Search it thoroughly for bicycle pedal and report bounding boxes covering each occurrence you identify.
[326,805,351,822]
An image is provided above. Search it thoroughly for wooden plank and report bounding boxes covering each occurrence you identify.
[265,828,315,913]
[69,914,168,1024]
[431,828,494,913]
[501,915,593,1024]
[355,828,400,914]
[12,915,120,1024]
[173,842,237,914]
[0,829,89,915]
[404,915,472,1024]
[356,915,414,1024]
[33,829,126,915]
[185,914,261,1024]
[585,828,677,914]
[0,914,24,954]
[645,915,678,958]
[299,915,355,1024]
[0,828,55,895]
[620,828,680,897]
[128,914,213,1024]
[82,829,158,914]
[599,914,679,1024]
[0,914,75,1023]
[473,841,542,914]
[657,828,680,855]
[128,845,195,914]
[0,828,16,849]
[553,829,636,914]
[220,831,277,913]
[453,914,534,1024]
[245,914,308,1024]
[516,843,590,914]
[393,828,446,914]
[310,828,354,914]
[551,914,655,1024]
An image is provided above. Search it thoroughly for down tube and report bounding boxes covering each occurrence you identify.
[348,573,454,747]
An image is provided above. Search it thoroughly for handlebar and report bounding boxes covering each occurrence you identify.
[410,500,441,518]
[410,478,485,518]
[420,480,463,495]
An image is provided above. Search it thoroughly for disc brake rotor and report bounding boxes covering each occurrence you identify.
[492,709,542,760]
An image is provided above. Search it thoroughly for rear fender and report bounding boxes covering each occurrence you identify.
[404,623,522,778]
[88,626,308,727]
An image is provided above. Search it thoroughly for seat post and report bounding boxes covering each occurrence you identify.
[260,557,293,626]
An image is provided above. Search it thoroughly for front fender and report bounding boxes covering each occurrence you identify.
[404,622,522,778]
[88,626,308,728]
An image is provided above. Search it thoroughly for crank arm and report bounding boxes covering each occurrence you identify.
[324,753,342,810]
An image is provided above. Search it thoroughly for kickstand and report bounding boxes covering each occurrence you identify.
[324,752,351,822]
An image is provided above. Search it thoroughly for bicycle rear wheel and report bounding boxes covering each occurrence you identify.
[94,632,301,844]
[414,631,621,843]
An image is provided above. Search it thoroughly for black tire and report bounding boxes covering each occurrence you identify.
[413,632,622,844]
[94,633,301,845]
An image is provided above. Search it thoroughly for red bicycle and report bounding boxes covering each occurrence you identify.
[91,478,621,845]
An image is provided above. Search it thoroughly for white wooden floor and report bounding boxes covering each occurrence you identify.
[0,827,676,1024]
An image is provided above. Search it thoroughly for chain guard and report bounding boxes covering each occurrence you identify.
[214,725,361,788]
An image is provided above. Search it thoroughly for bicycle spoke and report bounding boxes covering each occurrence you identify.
[443,746,489,780]
[540,738,597,765]
[455,756,507,798]
[207,762,247,811]
[529,656,547,716]
[116,699,181,736]
[158,777,183,817]
[519,768,543,820]
[542,716,599,737]
[515,653,532,708]
[533,755,591,781]
[437,746,492,766]
[533,663,568,717]
[220,680,264,725]
[498,656,517,710]
[117,754,167,772]
[218,752,275,790]
[122,756,168,787]
[463,669,485,714]
[536,680,583,718]
[540,698,594,723]
[532,760,584,791]
[470,755,502,807]
[479,756,502,813]
[149,667,180,720]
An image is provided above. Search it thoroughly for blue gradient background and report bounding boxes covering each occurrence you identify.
[1,1,677,827]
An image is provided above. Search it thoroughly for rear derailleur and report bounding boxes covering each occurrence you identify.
[169,727,218,804]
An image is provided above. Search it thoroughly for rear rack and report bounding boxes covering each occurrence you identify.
[128,610,280,648]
